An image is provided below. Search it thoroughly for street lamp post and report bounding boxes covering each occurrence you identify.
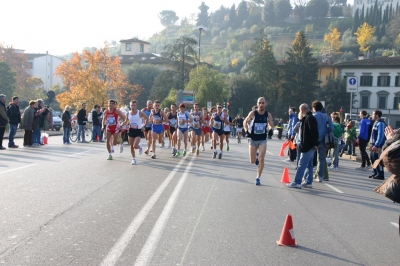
[197,26,205,63]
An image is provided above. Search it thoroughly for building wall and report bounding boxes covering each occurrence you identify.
[318,66,338,87]
[339,66,400,128]
[28,55,64,91]
[120,42,150,55]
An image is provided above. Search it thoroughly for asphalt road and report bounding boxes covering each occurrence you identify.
[0,135,399,266]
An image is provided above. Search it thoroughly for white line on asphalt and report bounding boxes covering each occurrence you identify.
[390,222,399,229]
[67,150,92,157]
[0,164,37,174]
[325,184,344,194]
[267,151,273,155]
[134,155,195,266]
[100,156,187,266]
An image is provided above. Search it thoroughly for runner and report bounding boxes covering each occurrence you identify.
[201,107,210,151]
[222,108,232,151]
[209,106,216,149]
[175,103,192,157]
[163,107,170,148]
[148,100,168,159]
[210,103,229,159]
[102,99,127,160]
[141,100,153,155]
[167,104,178,156]
[190,103,203,155]
[235,114,244,143]
[125,100,149,165]
[243,97,274,185]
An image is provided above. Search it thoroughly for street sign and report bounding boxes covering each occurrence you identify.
[207,101,212,110]
[347,77,358,92]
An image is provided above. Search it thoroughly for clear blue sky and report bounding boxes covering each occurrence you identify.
[0,0,243,56]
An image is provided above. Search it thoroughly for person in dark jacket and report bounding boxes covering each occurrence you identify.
[91,105,103,142]
[369,110,387,180]
[0,94,9,150]
[77,103,88,142]
[7,96,21,148]
[62,105,72,144]
[21,100,37,147]
[288,103,319,189]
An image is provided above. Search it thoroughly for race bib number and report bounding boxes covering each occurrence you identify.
[193,116,200,129]
[254,123,266,134]
[107,116,116,126]
[170,119,176,127]
[130,122,138,129]
[153,115,161,125]
[213,121,221,130]
[179,119,186,126]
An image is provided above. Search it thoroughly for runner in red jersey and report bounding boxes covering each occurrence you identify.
[102,99,126,160]
[201,107,210,151]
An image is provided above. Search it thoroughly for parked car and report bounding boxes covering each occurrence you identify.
[53,116,62,131]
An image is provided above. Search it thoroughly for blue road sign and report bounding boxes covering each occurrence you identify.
[349,78,357,85]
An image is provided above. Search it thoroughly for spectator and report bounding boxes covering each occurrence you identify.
[312,101,333,182]
[7,96,21,148]
[356,110,372,171]
[21,100,37,147]
[287,103,319,188]
[330,115,342,170]
[77,102,88,142]
[0,94,9,150]
[340,119,357,156]
[369,110,386,180]
[62,106,72,144]
[91,104,103,142]
[287,107,298,162]
[277,118,283,139]
[48,107,54,131]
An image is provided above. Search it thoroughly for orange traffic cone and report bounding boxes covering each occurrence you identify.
[276,214,297,246]
[281,167,290,183]
[279,141,288,156]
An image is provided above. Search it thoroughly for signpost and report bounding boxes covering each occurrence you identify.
[207,101,212,111]
[346,77,358,118]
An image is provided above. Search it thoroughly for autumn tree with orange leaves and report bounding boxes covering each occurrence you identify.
[56,45,141,110]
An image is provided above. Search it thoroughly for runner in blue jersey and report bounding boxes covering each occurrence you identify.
[148,100,168,159]
[141,100,153,155]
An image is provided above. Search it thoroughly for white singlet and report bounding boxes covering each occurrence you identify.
[128,111,143,129]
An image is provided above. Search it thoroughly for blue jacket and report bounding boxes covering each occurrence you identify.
[371,119,386,148]
[313,111,333,142]
[287,113,298,137]
[358,117,370,141]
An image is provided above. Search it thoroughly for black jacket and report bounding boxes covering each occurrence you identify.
[7,104,21,125]
[62,111,72,128]
[299,111,319,153]
[77,109,87,125]
[91,109,102,126]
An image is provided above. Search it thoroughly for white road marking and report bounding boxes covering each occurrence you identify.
[67,150,92,157]
[267,151,273,155]
[134,155,195,266]
[100,157,187,266]
[325,184,344,194]
[390,222,399,229]
[0,164,37,174]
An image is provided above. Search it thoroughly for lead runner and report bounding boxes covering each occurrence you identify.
[243,97,274,185]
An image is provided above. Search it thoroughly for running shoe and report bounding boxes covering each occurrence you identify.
[227,146,230,151]
[287,182,301,188]
[107,155,113,160]
[175,151,180,157]
[255,178,261,186]
[151,154,156,159]
[191,147,195,153]
[301,182,313,188]
[366,165,372,170]
[183,150,187,157]
[139,145,143,155]
[119,145,123,153]
[218,152,222,159]
[172,148,177,156]
[201,146,205,151]
[131,158,137,165]
[145,150,149,155]
[212,151,217,159]
[196,149,199,156]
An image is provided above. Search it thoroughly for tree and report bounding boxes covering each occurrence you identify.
[237,1,249,26]
[252,0,265,5]
[282,31,319,107]
[323,28,341,55]
[162,37,197,90]
[161,89,177,108]
[352,8,360,33]
[126,63,161,105]
[330,6,343,17]
[149,70,177,102]
[293,3,307,20]
[317,76,349,113]
[354,22,376,52]
[0,61,16,98]
[262,0,276,26]
[158,10,179,27]
[229,4,238,29]
[184,66,227,107]
[275,0,292,22]
[197,2,210,27]
[306,0,329,19]
[56,45,139,109]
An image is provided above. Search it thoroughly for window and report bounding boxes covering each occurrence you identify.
[126,43,132,51]
[377,76,390,87]
[360,76,373,86]
[377,90,389,109]
[359,90,372,108]
[395,76,400,87]
[140,44,144,53]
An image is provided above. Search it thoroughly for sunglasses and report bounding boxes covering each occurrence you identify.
[218,106,222,108]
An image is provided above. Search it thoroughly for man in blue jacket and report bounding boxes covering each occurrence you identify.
[6,96,21,148]
[369,110,386,180]
[356,110,371,170]
[312,101,333,182]
[286,107,298,162]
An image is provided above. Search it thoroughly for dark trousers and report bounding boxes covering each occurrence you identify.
[0,127,5,148]
[24,130,33,146]
[358,138,371,167]
[370,150,384,177]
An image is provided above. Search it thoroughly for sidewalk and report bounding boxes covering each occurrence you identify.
[3,129,63,139]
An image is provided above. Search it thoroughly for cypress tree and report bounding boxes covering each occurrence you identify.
[365,8,370,25]
[389,3,393,21]
[380,23,386,41]
[229,4,238,29]
[373,0,378,26]
[360,5,365,24]
[383,5,389,24]
[353,9,360,33]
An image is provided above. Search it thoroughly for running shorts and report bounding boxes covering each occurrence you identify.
[179,127,188,134]
[213,129,224,136]
[144,127,152,133]
[224,131,231,136]
[128,128,142,138]
[249,139,267,147]
[201,126,210,133]
[152,125,164,135]
[170,126,176,134]
[163,124,170,130]
[106,126,119,135]
[192,127,202,136]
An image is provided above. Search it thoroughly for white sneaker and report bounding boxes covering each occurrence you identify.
[285,158,294,162]
[119,145,123,153]
[139,145,143,155]
[131,158,137,165]
[355,167,366,171]
[315,177,323,182]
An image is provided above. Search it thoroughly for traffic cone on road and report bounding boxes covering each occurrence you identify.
[279,141,287,156]
[281,167,290,183]
[276,214,297,246]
